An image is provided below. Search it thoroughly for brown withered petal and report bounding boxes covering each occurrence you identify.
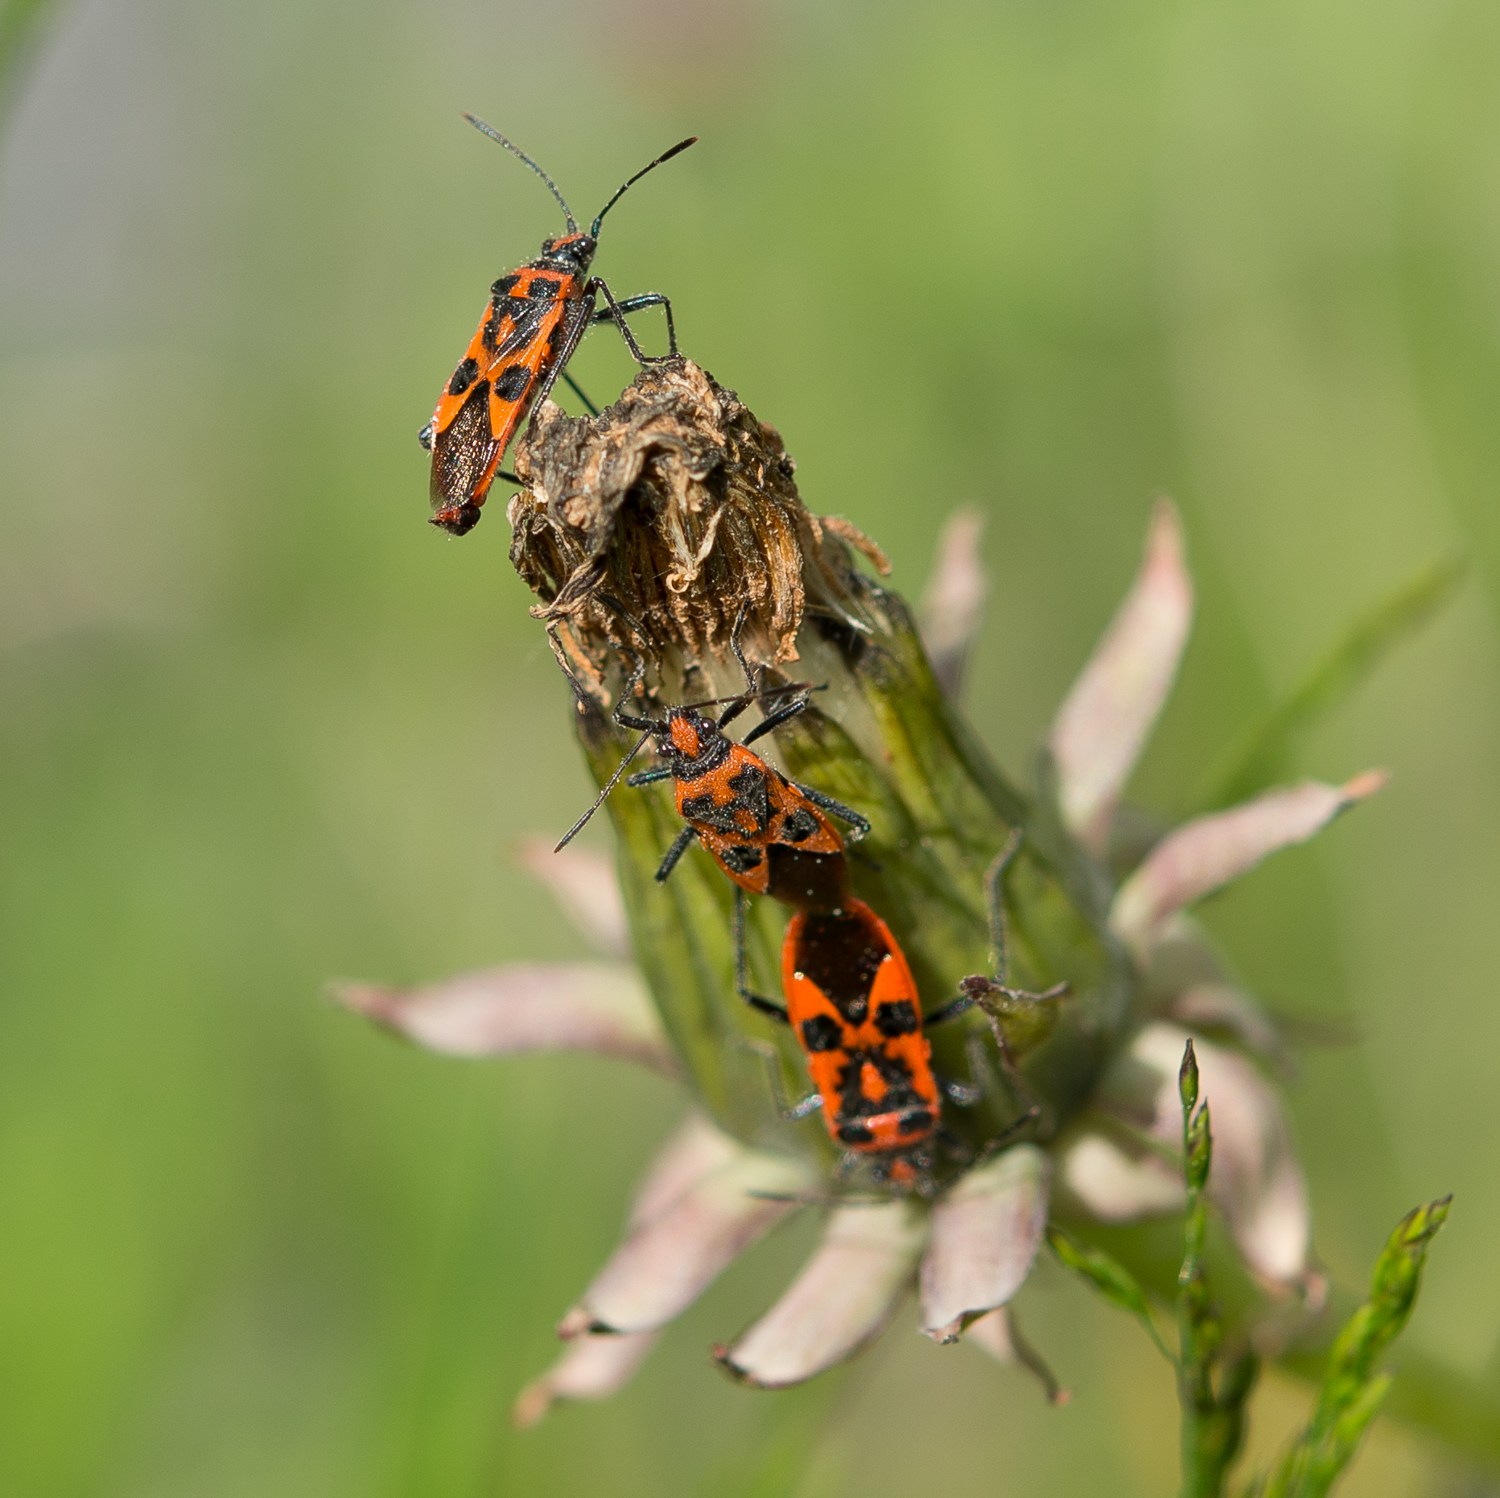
[511,1330,660,1429]
[329,962,677,1075]
[820,513,892,576]
[1059,1131,1185,1220]
[918,506,988,701]
[516,837,630,959]
[557,1142,816,1339]
[716,1201,927,1389]
[1049,499,1194,858]
[919,1145,1051,1344]
[1109,771,1388,959]
[1131,1023,1309,1285]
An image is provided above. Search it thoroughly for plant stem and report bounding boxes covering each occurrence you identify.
[1176,1039,1258,1497]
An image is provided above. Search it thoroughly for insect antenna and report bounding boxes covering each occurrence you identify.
[550,679,815,854]
[553,728,656,852]
[462,113,579,235]
[590,136,698,239]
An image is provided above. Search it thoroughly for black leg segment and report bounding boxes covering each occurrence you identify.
[732,888,789,1023]
[592,286,679,359]
[626,766,674,788]
[985,828,1024,983]
[787,780,872,842]
[561,371,600,417]
[740,695,811,747]
[655,824,697,883]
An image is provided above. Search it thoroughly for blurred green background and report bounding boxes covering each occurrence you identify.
[2,0,1499,1492]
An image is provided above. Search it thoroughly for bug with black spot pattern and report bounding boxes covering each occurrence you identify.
[748,832,1068,1194]
[554,623,869,911]
[419,116,696,537]
[778,895,955,1192]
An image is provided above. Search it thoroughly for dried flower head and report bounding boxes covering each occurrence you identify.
[508,358,879,684]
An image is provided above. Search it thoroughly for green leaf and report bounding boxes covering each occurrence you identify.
[1179,1039,1212,1286]
[1185,1101,1212,1198]
[1193,556,1465,813]
[1180,1035,1201,1116]
[1048,1225,1175,1364]
[1257,1197,1451,1498]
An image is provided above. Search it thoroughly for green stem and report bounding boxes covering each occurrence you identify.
[1056,1213,1496,1477]
[1180,1349,1259,1498]
[1176,1040,1257,1497]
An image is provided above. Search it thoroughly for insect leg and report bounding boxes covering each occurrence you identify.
[524,293,597,437]
[784,781,872,842]
[592,286,679,359]
[716,605,827,733]
[985,828,1024,983]
[732,888,789,1022]
[715,605,762,729]
[561,371,600,416]
[729,602,761,693]
[611,649,659,734]
[739,695,811,747]
[922,992,980,1028]
[655,824,697,883]
[625,766,674,788]
[976,1106,1043,1160]
[935,1128,976,1165]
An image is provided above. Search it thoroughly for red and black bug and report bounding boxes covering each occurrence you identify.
[420,116,696,537]
[781,897,946,1186]
[752,834,1067,1192]
[554,627,869,909]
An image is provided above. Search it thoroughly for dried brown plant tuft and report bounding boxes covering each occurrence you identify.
[507,359,882,694]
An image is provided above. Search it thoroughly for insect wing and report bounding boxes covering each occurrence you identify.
[426,270,578,534]
[767,777,842,859]
[866,944,937,1107]
[842,902,938,1151]
[704,841,773,897]
[855,901,936,1107]
[781,912,853,1118]
[428,383,496,534]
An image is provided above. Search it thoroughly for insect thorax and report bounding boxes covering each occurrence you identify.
[538,234,597,272]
